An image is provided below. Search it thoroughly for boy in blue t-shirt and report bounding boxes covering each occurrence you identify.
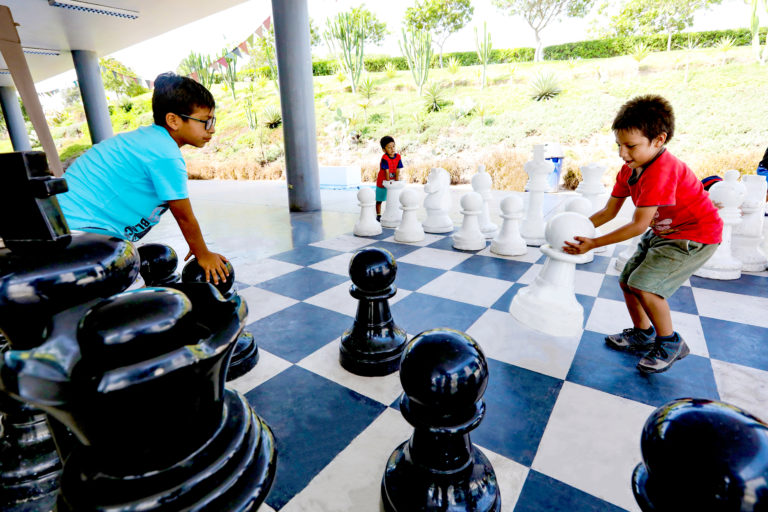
[57,72,229,284]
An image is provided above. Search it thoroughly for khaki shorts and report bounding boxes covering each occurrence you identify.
[619,231,719,298]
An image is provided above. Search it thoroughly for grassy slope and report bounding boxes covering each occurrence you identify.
[5,45,767,190]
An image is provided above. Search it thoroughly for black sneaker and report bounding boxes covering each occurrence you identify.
[605,327,655,352]
[376,215,381,222]
[637,333,690,374]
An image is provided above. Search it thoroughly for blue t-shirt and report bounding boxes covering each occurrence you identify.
[58,125,188,241]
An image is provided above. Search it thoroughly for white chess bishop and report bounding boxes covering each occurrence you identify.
[453,192,487,251]
[353,187,382,237]
[421,167,453,233]
[564,197,596,263]
[380,180,405,228]
[471,165,499,239]
[732,174,768,271]
[510,211,595,336]
[520,145,552,246]
[694,169,745,280]
[490,195,527,256]
[395,188,426,243]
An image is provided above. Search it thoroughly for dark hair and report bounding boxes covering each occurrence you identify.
[380,135,395,149]
[612,94,675,144]
[152,72,215,127]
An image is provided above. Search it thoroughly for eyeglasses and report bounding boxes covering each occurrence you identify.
[177,113,216,131]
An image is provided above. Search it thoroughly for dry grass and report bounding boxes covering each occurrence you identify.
[681,148,764,179]
[481,147,530,191]
[187,157,284,180]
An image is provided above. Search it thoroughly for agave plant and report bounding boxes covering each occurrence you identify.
[631,41,651,64]
[530,71,562,101]
[262,105,282,129]
[423,81,447,113]
[384,61,397,79]
[715,35,736,65]
[358,76,376,99]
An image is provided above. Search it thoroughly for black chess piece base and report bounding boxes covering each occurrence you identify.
[57,391,276,511]
[226,330,260,381]
[0,399,61,512]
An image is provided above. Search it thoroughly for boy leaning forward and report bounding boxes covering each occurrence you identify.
[563,95,722,374]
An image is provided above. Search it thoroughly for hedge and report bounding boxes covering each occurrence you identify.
[544,27,768,61]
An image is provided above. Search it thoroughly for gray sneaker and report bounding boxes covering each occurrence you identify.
[637,334,690,374]
[605,327,655,352]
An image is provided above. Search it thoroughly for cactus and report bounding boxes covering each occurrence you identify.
[399,27,432,96]
[324,13,365,93]
[475,22,492,89]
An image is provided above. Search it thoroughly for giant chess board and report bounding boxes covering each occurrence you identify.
[224,228,768,512]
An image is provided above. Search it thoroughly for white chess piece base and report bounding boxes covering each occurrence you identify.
[509,245,590,336]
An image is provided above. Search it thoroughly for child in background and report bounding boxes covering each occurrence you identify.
[563,95,722,374]
[376,135,403,222]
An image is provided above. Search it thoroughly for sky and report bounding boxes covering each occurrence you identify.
[37,0,752,96]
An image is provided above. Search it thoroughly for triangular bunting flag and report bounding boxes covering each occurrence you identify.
[112,70,118,79]
[233,48,243,59]
[247,33,255,46]
[238,41,249,55]
[191,71,199,81]
[217,56,228,67]
[263,16,271,30]
[255,26,263,38]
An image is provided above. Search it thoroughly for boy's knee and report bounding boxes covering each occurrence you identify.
[619,280,632,293]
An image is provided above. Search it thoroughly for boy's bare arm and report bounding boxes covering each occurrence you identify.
[564,205,657,254]
[168,198,230,284]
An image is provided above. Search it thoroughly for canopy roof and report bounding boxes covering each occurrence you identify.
[0,0,249,87]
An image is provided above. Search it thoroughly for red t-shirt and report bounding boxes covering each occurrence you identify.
[611,150,723,244]
[377,153,402,188]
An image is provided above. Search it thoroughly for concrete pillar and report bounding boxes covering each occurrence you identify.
[271,0,321,212]
[71,49,113,144]
[0,86,31,151]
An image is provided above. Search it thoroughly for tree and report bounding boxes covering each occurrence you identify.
[349,5,388,46]
[604,0,722,51]
[325,12,366,93]
[400,27,433,95]
[747,0,767,62]
[404,0,474,67]
[309,17,322,47]
[99,57,148,98]
[492,0,594,62]
[178,52,216,89]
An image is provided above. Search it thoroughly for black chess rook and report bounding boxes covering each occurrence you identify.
[181,258,259,380]
[339,247,408,376]
[381,328,501,512]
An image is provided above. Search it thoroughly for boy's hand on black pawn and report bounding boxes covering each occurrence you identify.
[186,250,230,284]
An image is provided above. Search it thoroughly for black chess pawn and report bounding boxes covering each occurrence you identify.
[339,247,407,376]
[0,282,277,511]
[137,243,181,286]
[181,258,259,381]
[381,328,501,512]
[632,398,768,511]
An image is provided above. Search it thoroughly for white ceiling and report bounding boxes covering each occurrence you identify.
[0,0,250,86]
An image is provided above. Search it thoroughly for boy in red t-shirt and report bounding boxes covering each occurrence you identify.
[376,135,403,222]
[563,95,722,374]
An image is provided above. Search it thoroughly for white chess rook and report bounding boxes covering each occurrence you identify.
[732,174,768,271]
[380,180,405,228]
[510,211,596,336]
[472,165,499,239]
[353,187,382,237]
[520,145,552,246]
[395,188,426,243]
[491,195,527,256]
[564,197,595,263]
[694,170,745,280]
[453,192,487,251]
[422,167,453,233]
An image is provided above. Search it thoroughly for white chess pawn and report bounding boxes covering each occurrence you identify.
[422,167,453,233]
[353,187,382,237]
[733,174,768,271]
[472,165,499,239]
[564,197,595,263]
[380,180,406,228]
[395,188,426,243]
[510,211,595,336]
[694,169,745,280]
[520,145,552,246]
[453,192,486,251]
[491,195,527,256]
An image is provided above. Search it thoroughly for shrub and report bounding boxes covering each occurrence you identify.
[384,61,397,78]
[262,105,282,129]
[447,56,461,75]
[530,71,562,101]
[358,76,376,99]
[631,41,651,63]
[59,143,91,163]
